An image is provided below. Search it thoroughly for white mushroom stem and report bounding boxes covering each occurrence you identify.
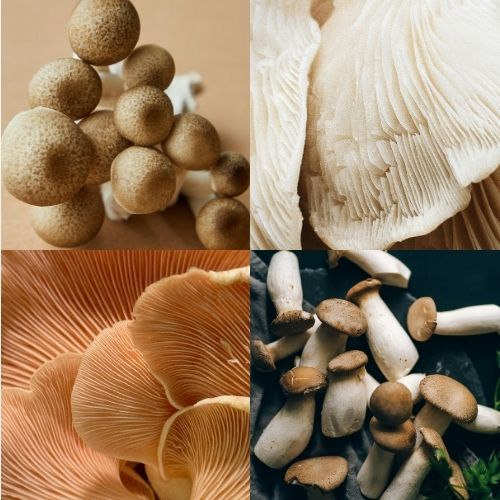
[456,405,500,434]
[322,369,366,437]
[300,324,347,373]
[328,250,411,288]
[254,394,316,469]
[357,443,395,499]
[180,170,216,217]
[364,372,425,406]
[435,305,500,335]
[413,403,452,448]
[101,182,131,221]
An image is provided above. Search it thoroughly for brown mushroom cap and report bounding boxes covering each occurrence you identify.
[285,456,348,493]
[315,298,367,337]
[69,0,140,66]
[251,340,276,372]
[407,297,438,342]
[327,350,368,374]
[195,198,250,249]
[420,375,478,423]
[280,366,327,395]
[370,382,413,427]
[271,310,315,337]
[346,278,382,304]
[123,44,175,90]
[162,113,221,170]
[111,146,177,214]
[1,107,94,206]
[28,58,102,119]
[210,152,250,197]
[31,187,105,247]
[370,417,416,452]
[79,110,132,184]
[419,427,448,454]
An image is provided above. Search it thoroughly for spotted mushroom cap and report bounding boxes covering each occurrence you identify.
[370,382,413,427]
[407,297,438,341]
[280,366,327,395]
[327,350,368,374]
[419,427,448,455]
[345,278,382,305]
[315,298,367,337]
[271,310,315,337]
[370,417,416,453]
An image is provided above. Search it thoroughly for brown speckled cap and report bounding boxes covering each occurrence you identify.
[280,366,327,396]
[419,427,448,455]
[420,375,478,423]
[370,382,413,427]
[251,340,275,372]
[285,456,348,493]
[327,350,368,374]
[407,297,438,342]
[370,417,416,452]
[271,310,315,337]
[346,278,382,305]
[315,299,367,337]
[210,152,250,197]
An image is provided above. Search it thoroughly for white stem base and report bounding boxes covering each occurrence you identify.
[269,329,314,362]
[456,404,500,434]
[101,182,131,221]
[300,325,347,373]
[357,443,395,499]
[436,305,500,335]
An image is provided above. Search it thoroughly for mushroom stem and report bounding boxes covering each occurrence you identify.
[100,182,131,221]
[187,194,216,217]
[300,324,347,373]
[455,404,500,434]
[357,443,395,499]
[364,372,425,406]
[435,305,500,335]
[363,372,380,402]
[180,170,216,216]
[413,403,452,448]
[267,251,303,314]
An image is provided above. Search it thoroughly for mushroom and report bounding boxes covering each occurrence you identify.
[449,460,470,500]
[321,350,368,437]
[1,107,94,206]
[455,404,500,435]
[123,44,175,90]
[357,418,416,499]
[266,251,315,336]
[300,298,367,373]
[114,85,174,146]
[110,146,177,214]
[370,382,413,427]
[346,279,419,380]
[69,0,140,66]
[28,58,102,119]
[284,456,348,500]
[364,372,426,406]
[211,152,250,197]
[253,366,327,469]
[31,186,105,247]
[407,297,500,341]
[328,250,411,288]
[145,466,191,500]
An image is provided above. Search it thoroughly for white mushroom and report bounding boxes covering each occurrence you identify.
[455,405,500,435]
[364,372,426,406]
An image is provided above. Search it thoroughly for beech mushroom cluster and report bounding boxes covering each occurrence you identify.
[2,0,249,249]
[251,250,500,499]
[2,250,250,499]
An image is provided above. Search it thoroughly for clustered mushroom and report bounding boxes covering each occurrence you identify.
[252,250,500,499]
[1,0,249,249]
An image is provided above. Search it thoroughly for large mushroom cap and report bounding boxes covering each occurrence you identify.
[250,340,276,372]
[345,278,382,305]
[271,310,315,337]
[327,350,368,374]
[407,297,438,341]
[370,381,413,427]
[316,298,367,337]
[284,456,348,493]
[420,375,478,423]
[280,366,327,395]
[370,417,416,453]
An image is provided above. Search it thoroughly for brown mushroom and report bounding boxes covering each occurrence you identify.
[370,382,413,427]
[210,152,250,197]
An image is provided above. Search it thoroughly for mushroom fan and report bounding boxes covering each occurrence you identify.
[1,251,250,500]
[251,0,500,249]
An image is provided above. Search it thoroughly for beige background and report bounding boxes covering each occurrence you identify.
[1,0,249,249]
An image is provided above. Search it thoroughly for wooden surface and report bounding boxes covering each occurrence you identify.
[1,0,249,249]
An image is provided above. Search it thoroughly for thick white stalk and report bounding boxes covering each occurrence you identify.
[456,405,500,434]
[357,443,395,499]
[300,325,347,373]
[181,170,213,199]
[363,372,380,402]
[413,404,452,448]
[268,329,314,362]
[187,194,215,217]
[435,305,500,335]
[267,251,303,313]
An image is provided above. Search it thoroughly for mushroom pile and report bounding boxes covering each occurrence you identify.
[2,0,250,249]
[2,250,250,499]
[251,250,500,499]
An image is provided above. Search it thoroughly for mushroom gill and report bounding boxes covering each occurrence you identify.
[1,353,153,500]
[130,267,250,408]
[2,250,249,388]
[71,321,176,466]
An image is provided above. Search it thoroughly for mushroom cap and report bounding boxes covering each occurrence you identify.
[111,146,177,214]
[31,186,105,247]
[370,381,413,427]
[315,298,367,337]
[345,278,382,305]
[407,297,438,341]
[280,366,327,395]
[69,0,140,65]
[28,58,102,119]
[1,107,94,206]
[251,340,276,372]
[114,85,174,146]
[284,456,348,493]
[79,110,131,184]
[210,151,250,197]
[271,310,315,337]
[419,427,448,456]
[327,350,368,374]
[195,198,250,250]
[123,44,175,90]
[370,417,416,452]
[420,374,478,423]
[161,113,221,170]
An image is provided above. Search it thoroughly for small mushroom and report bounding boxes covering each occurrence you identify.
[449,460,469,500]
[210,152,250,197]
[346,278,419,380]
[455,404,500,434]
[370,382,413,427]
[254,366,327,469]
[267,251,315,336]
[321,350,368,437]
[285,456,348,499]
[407,297,500,341]
[364,372,426,406]
[300,299,367,373]
[357,418,416,499]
